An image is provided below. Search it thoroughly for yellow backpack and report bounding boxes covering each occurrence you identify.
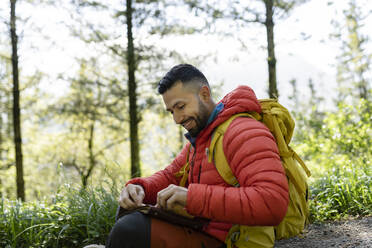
[177,99,311,248]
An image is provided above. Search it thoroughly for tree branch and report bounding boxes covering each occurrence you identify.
[93,137,127,159]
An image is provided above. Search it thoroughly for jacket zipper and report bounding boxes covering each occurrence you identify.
[197,164,202,183]
[190,146,197,184]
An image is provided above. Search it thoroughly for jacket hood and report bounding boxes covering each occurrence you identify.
[198,85,261,142]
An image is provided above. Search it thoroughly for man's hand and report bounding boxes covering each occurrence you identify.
[118,184,145,210]
[157,184,191,217]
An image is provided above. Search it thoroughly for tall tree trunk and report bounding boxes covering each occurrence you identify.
[10,0,25,201]
[82,120,96,187]
[358,80,368,100]
[126,0,140,178]
[264,0,278,99]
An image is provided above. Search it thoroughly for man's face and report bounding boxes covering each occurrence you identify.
[162,81,210,137]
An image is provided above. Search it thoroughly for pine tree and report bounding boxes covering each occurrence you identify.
[333,0,371,104]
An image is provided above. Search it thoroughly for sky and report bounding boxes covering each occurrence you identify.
[197,0,347,102]
[1,0,371,109]
[157,0,371,107]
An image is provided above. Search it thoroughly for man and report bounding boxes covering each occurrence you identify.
[106,64,289,248]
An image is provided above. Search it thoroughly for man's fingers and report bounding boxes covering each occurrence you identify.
[157,189,166,209]
[127,185,144,205]
[118,185,143,209]
[165,194,179,210]
[127,185,138,202]
[121,196,136,209]
[157,184,176,209]
[118,188,127,207]
[120,186,129,200]
[119,188,133,209]
[157,184,188,214]
[135,187,145,204]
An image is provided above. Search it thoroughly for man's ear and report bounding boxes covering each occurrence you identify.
[199,85,211,102]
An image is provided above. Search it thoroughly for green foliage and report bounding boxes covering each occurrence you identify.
[0,184,118,248]
[293,99,372,222]
[297,99,371,175]
[309,168,371,222]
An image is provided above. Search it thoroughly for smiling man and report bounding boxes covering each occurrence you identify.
[162,75,215,138]
[106,64,289,248]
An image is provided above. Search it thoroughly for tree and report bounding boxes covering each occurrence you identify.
[264,0,278,98]
[121,0,203,177]
[63,0,203,179]
[245,0,309,98]
[332,0,371,104]
[126,0,140,178]
[10,0,25,201]
[1,2,44,199]
[187,0,308,98]
[53,59,129,187]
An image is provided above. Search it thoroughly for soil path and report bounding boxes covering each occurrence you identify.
[275,217,372,248]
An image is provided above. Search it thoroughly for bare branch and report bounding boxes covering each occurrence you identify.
[93,137,127,158]
[61,159,83,175]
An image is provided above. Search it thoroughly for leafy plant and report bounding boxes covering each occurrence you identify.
[293,99,372,222]
[0,184,118,248]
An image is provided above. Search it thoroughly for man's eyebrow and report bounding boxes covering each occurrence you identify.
[166,101,182,112]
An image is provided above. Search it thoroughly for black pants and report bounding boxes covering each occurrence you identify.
[106,207,225,248]
[106,211,151,248]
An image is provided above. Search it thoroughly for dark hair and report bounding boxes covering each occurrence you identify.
[158,64,209,94]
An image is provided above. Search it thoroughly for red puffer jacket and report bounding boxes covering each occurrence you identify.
[128,86,289,242]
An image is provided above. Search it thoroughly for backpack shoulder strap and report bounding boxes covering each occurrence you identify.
[208,113,255,187]
[175,143,192,187]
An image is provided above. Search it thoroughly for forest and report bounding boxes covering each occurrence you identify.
[0,0,371,247]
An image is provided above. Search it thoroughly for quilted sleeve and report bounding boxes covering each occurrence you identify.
[187,118,289,226]
[126,143,191,205]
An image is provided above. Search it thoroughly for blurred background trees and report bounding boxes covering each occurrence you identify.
[0,0,371,245]
[1,0,207,198]
[332,0,370,104]
[288,0,371,221]
[184,0,309,98]
[0,0,370,214]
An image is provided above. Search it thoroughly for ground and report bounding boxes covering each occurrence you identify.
[83,217,372,248]
[275,217,372,248]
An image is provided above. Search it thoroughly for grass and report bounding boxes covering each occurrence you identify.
[1,157,371,246]
[1,173,371,247]
[309,168,371,223]
[293,99,372,223]
[0,184,118,248]
[2,171,371,247]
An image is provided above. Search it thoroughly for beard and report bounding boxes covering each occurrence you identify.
[187,99,210,137]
